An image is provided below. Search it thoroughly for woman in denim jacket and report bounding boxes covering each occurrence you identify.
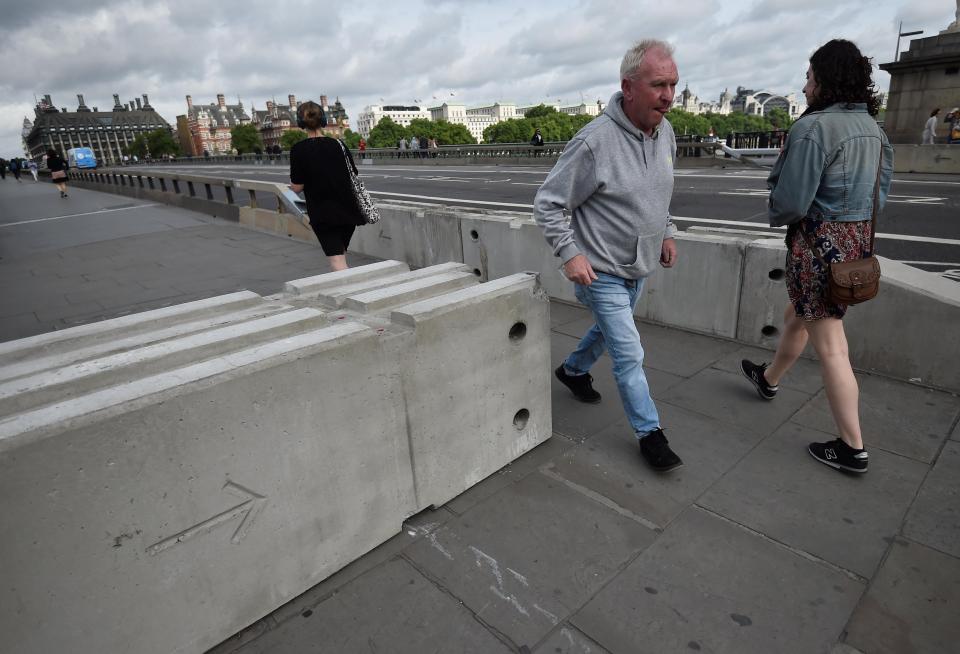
[741,39,894,474]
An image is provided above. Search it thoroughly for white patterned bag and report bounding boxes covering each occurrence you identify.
[338,140,381,224]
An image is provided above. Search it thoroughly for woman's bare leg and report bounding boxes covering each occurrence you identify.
[327,254,348,271]
[764,305,809,386]
[804,317,863,449]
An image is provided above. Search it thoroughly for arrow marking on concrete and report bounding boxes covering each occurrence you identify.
[146,481,266,556]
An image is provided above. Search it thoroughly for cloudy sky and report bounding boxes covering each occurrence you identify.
[1,0,955,156]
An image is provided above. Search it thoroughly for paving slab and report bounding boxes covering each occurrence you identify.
[544,401,766,530]
[550,333,683,442]
[902,439,960,558]
[790,374,960,463]
[571,507,864,654]
[227,558,512,654]
[844,540,960,654]
[698,421,928,578]
[534,625,611,654]
[709,344,824,395]
[555,317,742,378]
[404,471,657,649]
[658,366,813,435]
[445,434,576,516]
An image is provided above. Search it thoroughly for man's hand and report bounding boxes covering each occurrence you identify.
[660,238,677,268]
[562,254,598,285]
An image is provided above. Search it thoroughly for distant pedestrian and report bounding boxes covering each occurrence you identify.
[28,159,38,182]
[741,39,893,474]
[922,108,939,144]
[289,100,367,272]
[358,138,366,160]
[530,128,544,146]
[428,136,439,158]
[9,158,21,182]
[948,107,960,144]
[398,137,407,159]
[419,135,428,159]
[0,158,6,180]
[47,148,69,198]
[409,135,419,155]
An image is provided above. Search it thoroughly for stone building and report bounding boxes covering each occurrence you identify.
[879,10,960,144]
[181,94,251,155]
[22,93,171,164]
[355,105,431,138]
[252,95,299,149]
[730,87,805,118]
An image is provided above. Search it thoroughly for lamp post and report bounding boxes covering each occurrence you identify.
[895,21,923,62]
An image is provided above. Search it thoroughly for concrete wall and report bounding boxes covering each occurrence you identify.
[891,144,960,174]
[0,263,551,654]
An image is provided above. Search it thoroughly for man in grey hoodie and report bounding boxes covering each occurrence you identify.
[534,39,682,472]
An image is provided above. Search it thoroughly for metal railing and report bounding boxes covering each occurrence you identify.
[67,169,310,224]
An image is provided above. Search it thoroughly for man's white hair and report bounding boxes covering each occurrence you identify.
[620,39,675,80]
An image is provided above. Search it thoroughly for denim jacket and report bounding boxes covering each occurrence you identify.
[767,103,894,227]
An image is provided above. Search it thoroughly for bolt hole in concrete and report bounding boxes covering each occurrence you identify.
[761,325,779,337]
[509,321,527,342]
[472,268,482,277]
[470,229,479,241]
[768,268,785,281]
[513,409,530,430]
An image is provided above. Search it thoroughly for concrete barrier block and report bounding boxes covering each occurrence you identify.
[460,213,575,303]
[349,204,463,268]
[737,238,789,346]
[341,270,478,314]
[284,260,409,295]
[844,258,960,391]
[391,272,552,508]
[0,322,416,654]
[312,262,472,307]
[635,232,747,338]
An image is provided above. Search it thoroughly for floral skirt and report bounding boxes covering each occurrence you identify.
[786,218,872,321]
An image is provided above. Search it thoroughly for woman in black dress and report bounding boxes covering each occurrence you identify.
[46,149,68,198]
[289,101,364,271]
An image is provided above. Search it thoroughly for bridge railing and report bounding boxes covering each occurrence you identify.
[120,139,722,167]
[67,169,309,225]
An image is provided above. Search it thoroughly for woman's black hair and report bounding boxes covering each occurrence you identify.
[46,148,58,158]
[805,39,882,116]
[298,101,327,130]
[930,107,941,117]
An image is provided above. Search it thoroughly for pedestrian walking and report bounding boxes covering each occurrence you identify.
[0,158,6,180]
[289,101,367,272]
[740,39,894,474]
[419,135,428,159]
[358,138,366,160]
[9,158,22,182]
[535,39,684,473]
[28,159,38,182]
[46,149,69,198]
[922,108,939,144]
[398,137,407,159]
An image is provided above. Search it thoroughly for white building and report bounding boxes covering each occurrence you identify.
[730,87,805,118]
[516,100,605,117]
[429,102,518,142]
[672,86,732,115]
[355,104,431,137]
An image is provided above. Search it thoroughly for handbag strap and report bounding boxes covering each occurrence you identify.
[800,149,883,266]
[337,139,358,176]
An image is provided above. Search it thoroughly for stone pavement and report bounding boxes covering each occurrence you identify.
[2,180,958,654]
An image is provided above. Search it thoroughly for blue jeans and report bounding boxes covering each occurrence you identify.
[563,272,660,436]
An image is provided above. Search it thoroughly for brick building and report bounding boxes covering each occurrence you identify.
[181,94,251,155]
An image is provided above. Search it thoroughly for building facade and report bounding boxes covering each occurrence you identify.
[182,94,251,155]
[672,86,733,115]
[356,104,431,137]
[730,87,805,118]
[22,93,171,164]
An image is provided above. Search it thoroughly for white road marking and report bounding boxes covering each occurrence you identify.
[886,194,945,205]
[1,203,161,227]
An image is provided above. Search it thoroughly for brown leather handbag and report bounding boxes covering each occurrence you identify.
[801,157,882,306]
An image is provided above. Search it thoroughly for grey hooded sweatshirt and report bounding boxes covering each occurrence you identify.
[534,91,677,280]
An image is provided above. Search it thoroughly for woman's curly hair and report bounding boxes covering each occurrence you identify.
[806,39,882,116]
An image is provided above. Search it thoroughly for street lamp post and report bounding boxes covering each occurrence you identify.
[895,21,923,62]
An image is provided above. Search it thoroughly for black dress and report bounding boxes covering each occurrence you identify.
[289,137,363,227]
[47,155,67,183]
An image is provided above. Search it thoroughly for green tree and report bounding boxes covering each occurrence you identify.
[125,134,149,158]
[145,129,180,157]
[766,108,794,130]
[483,119,530,144]
[432,120,475,145]
[280,128,308,150]
[342,129,362,149]
[523,104,558,120]
[367,116,408,148]
[230,124,263,154]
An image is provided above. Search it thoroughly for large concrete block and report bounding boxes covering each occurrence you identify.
[737,238,789,346]
[636,232,746,337]
[0,261,552,654]
[348,204,464,268]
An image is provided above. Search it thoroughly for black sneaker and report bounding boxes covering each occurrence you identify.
[554,365,601,403]
[639,429,683,472]
[808,438,868,474]
[741,360,778,400]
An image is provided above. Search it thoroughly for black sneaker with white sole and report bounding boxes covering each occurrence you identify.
[639,428,683,472]
[808,438,868,474]
[741,359,778,400]
[554,365,601,403]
